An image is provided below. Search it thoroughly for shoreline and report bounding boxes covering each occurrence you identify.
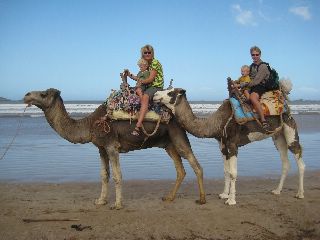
[1,170,319,240]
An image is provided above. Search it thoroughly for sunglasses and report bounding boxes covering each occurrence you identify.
[251,54,260,56]
[144,51,152,55]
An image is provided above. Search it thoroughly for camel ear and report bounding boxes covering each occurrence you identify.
[55,90,61,96]
[46,88,61,98]
[50,88,61,95]
[178,89,186,96]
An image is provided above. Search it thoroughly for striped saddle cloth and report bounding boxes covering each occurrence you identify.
[104,87,171,123]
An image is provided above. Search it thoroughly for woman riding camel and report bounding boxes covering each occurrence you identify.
[128,44,164,136]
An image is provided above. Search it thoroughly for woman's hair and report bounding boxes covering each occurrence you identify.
[250,46,261,55]
[140,44,154,58]
[137,58,149,66]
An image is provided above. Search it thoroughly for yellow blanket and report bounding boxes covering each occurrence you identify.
[260,90,285,116]
[109,110,171,123]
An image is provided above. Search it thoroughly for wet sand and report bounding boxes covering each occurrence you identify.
[1,171,319,240]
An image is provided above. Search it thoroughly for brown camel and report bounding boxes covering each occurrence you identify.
[154,88,305,205]
[23,88,206,209]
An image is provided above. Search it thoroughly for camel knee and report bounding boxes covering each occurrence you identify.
[229,170,237,180]
[177,169,186,181]
[186,155,203,176]
[100,169,110,182]
[281,159,291,172]
[192,165,203,178]
[228,156,237,179]
[292,145,303,159]
[295,155,306,171]
[112,171,122,185]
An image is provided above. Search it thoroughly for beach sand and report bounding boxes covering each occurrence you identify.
[0,171,319,240]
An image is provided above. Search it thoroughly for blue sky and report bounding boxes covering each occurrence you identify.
[1,0,319,101]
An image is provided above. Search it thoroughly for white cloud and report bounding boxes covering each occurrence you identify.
[289,6,312,20]
[231,4,257,26]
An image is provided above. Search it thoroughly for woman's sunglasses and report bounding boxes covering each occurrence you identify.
[144,51,152,55]
[251,54,260,56]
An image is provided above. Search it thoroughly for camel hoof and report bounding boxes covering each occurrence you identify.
[195,199,206,205]
[271,189,281,195]
[295,193,304,199]
[162,196,174,202]
[225,199,236,205]
[219,193,229,199]
[110,203,123,210]
[95,198,108,205]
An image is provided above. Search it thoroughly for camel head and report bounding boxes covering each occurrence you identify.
[24,88,61,110]
[153,88,186,113]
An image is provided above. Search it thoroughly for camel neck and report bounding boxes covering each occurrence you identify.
[44,98,92,144]
[175,97,226,138]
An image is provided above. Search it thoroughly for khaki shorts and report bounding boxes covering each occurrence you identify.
[141,85,163,101]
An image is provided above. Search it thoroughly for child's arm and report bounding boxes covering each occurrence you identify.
[139,69,157,85]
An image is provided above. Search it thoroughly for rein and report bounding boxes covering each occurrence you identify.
[0,106,28,161]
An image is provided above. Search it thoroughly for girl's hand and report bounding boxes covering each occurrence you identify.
[232,83,240,89]
[137,79,142,86]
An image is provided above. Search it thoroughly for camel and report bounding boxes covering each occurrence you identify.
[153,88,305,205]
[23,88,206,209]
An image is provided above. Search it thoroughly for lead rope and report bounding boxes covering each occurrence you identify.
[0,106,28,161]
[139,117,162,148]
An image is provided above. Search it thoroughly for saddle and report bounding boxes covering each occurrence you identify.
[227,78,288,125]
[103,74,171,124]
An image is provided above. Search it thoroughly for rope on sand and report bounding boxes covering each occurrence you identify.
[0,106,28,161]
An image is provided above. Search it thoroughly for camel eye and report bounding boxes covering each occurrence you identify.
[40,93,47,98]
[168,91,175,97]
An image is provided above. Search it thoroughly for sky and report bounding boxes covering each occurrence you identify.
[1,0,319,101]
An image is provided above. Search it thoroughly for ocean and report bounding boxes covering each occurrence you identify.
[0,103,319,182]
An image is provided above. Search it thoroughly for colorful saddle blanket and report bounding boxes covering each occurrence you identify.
[230,90,287,124]
[104,87,171,123]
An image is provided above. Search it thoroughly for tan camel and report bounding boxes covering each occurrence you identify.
[154,88,305,205]
[23,88,206,209]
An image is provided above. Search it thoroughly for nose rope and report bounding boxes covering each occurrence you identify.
[0,106,29,161]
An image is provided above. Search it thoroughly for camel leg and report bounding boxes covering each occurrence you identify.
[293,151,305,198]
[283,120,305,198]
[162,144,186,202]
[271,133,290,195]
[221,140,238,206]
[186,154,206,204]
[106,146,123,210]
[218,141,231,199]
[95,147,110,205]
[225,155,237,205]
[180,150,205,204]
[168,123,206,204]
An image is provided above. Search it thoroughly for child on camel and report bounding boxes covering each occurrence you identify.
[128,58,150,100]
[234,65,251,101]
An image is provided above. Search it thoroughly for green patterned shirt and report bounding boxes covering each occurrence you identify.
[149,58,164,88]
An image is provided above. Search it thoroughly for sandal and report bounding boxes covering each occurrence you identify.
[131,126,142,136]
[261,121,272,133]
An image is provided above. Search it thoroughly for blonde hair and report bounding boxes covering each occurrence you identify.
[241,65,250,71]
[250,46,261,55]
[137,58,149,66]
[140,44,155,58]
